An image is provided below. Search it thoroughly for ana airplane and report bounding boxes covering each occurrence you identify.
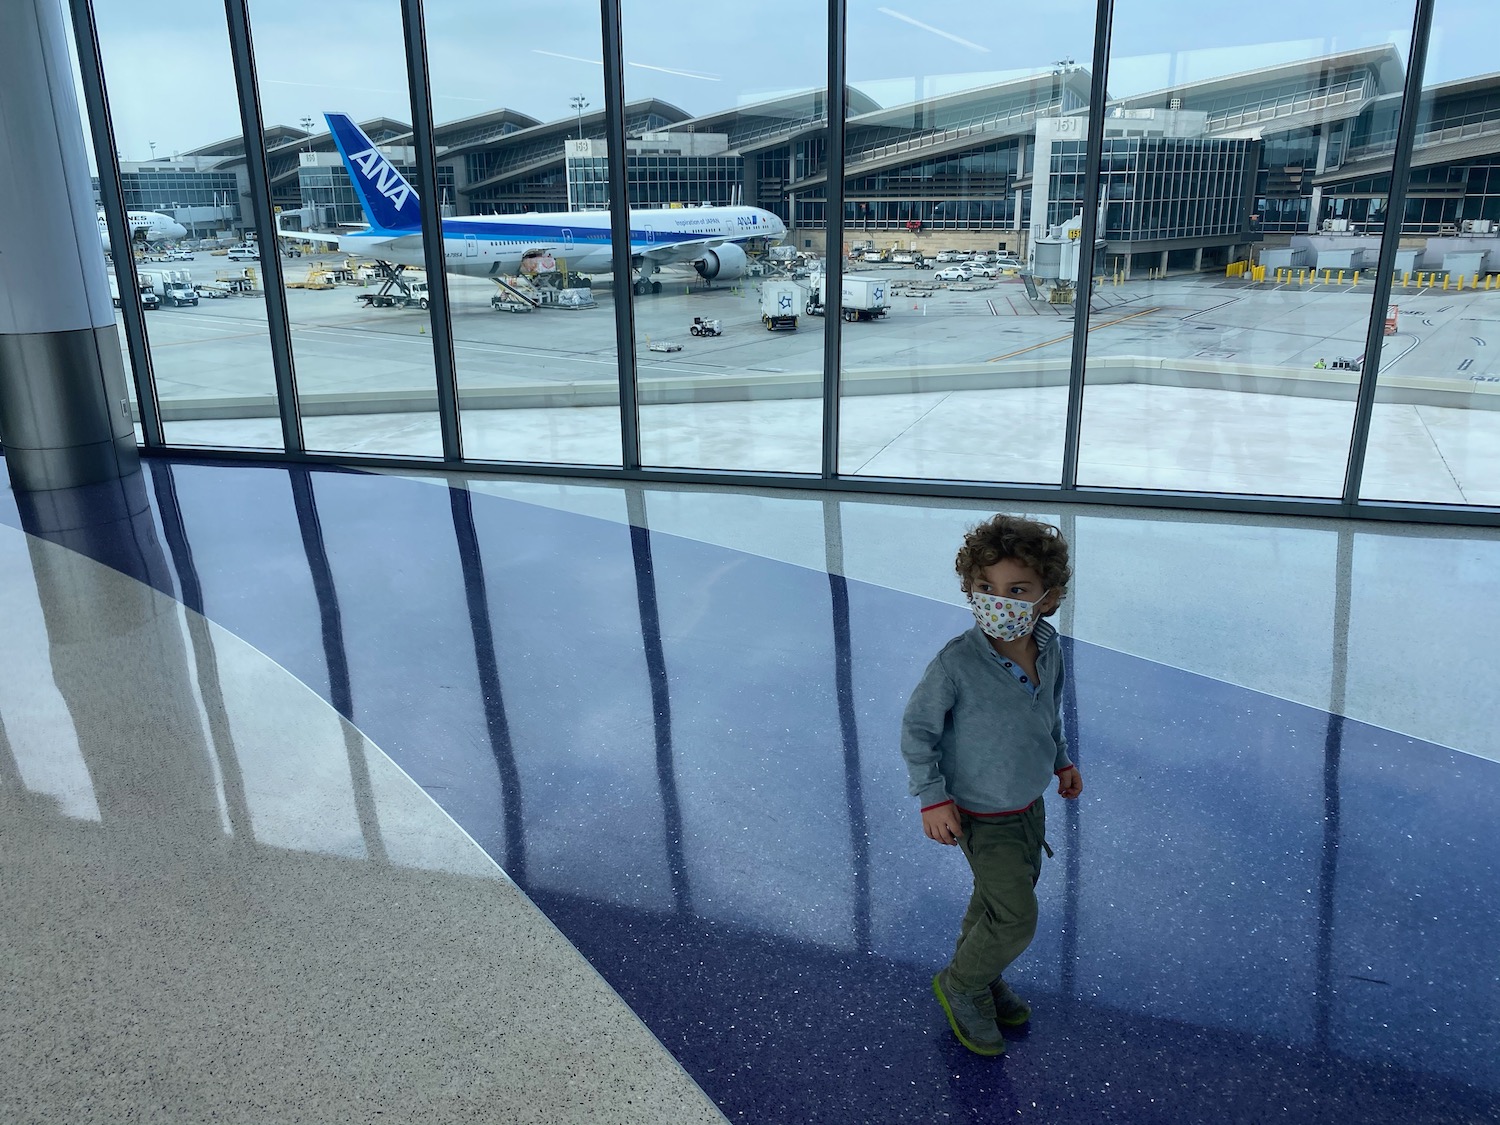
[282,113,786,294]
[98,209,188,250]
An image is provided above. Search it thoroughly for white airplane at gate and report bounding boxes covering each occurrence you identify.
[98,209,188,250]
[282,113,785,293]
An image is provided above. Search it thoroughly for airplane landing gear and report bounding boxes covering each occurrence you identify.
[631,262,663,297]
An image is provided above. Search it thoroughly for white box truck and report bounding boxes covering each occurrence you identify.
[760,280,803,331]
[109,274,160,311]
[806,275,891,321]
[141,268,198,307]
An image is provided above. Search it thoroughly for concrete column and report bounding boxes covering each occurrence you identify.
[1307,127,1331,234]
[0,0,139,492]
[1159,249,1169,275]
[1193,247,1204,272]
[1122,252,1132,279]
[1308,187,1325,234]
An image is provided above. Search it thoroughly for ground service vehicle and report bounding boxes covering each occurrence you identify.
[227,243,260,261]
[689,317,723,337]
[806,275,891,321]
[358,278,432,309]
[760,280,802,330]
[108,274,159,310]
[140,269,198,306]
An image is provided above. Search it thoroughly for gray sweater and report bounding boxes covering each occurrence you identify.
[900,621,1072,814]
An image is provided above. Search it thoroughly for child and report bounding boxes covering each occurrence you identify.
[900,513,1082,1056]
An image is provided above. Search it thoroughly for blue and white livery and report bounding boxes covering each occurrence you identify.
[286,113,786,290]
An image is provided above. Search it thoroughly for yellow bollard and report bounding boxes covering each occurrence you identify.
[1403,271,1410,287]
[1323,269,1331,284]
[1338,270,1345,285]
[1474,275,1482,290]
[1458,274,1466,291]
[1417,272,1425,287]
[1443,274,1450,290]
[1352,271,1360,285]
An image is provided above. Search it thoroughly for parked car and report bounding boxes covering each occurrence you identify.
[226,243,261,261]
[973,258,1022,279]
[935,249,961,262]
[935,266,972,281]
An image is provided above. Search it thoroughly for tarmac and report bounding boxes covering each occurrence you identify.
[110,252,1500,504]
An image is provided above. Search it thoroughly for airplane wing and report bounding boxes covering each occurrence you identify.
[638,238,729,266]
[277,228,343,247]
[274,212,342,246]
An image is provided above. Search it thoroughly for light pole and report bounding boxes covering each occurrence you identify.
[148,140,156,160]
[570,95,589,141]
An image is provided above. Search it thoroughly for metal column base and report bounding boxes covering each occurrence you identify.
[0,324,140,491]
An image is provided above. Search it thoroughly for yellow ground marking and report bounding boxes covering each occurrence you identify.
[985,306,1162,363]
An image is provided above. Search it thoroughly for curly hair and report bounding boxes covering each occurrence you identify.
[954,513,1072,608]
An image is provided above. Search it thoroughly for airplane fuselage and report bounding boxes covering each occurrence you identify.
[341,205,785,277]
[98,209,188,249]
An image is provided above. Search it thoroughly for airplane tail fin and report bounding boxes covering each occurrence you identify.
[324,112,422,233]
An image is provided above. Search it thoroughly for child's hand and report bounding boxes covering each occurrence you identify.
[922,803,964,845]
[1056,766,1083,799]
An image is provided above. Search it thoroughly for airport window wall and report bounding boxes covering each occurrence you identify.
[426,0,619,465]
[832,0,1097,484]
[91,0,283,451]
[566,154,746,211]
[1362,0,1499,507]
[1076,0,1416,498]
[79,0,1498,522]
[624,0,827,473]
[1069,138,1253,241]
[252,0,443,459]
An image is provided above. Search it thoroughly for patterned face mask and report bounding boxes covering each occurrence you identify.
[967,588,1049,642]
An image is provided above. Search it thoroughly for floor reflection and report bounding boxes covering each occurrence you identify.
[2,459,1496,1125]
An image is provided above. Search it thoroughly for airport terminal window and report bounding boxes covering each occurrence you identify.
[67,0,1494,516]
[1362,0,1497,507]
[1077,0,1414,499]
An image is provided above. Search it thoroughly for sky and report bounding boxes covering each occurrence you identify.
[77,0,1497,163]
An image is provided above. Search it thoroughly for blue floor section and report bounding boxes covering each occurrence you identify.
[3,459,1497,1125]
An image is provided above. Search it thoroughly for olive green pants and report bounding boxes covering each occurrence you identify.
[945,798,1049,994]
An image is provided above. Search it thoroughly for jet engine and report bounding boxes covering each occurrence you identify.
[693,243,747,280]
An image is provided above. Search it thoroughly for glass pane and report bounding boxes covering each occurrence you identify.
[251,1,441,457]
[93,2,282,450]
[623,1,816,473]
[1361,0,1500,506]
[837,2,1095,483]
[1077,2,1415,497]
[63,27,143,445]
[426,1,620,466]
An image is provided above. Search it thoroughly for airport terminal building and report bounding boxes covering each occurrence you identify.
[123,46,1500,277]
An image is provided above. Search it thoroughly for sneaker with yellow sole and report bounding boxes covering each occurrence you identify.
[932,970,1005,1056]
[989,977,1032,1027]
